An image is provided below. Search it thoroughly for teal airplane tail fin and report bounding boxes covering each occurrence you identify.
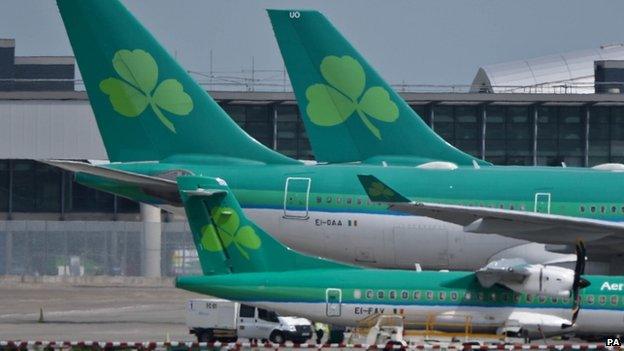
[57,0,296,165]
[178,176,353,275]
[268,10,488,166]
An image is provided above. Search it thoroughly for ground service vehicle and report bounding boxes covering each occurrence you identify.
[186,299,313,343]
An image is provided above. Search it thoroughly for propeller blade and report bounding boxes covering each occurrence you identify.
[565,240,587,328]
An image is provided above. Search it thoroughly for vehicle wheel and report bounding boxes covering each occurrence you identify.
[270,331,285,344]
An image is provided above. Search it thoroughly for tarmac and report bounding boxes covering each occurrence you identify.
[0,277,203,341]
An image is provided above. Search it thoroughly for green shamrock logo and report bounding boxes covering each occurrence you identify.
[369,181,395,199]
[99,49,193,133]
[199,206,261,259]
[305,55,399,139]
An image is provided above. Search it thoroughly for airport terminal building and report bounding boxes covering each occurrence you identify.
[3,39,624,277]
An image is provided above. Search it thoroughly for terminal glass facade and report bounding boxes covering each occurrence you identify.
[2,102,624,216]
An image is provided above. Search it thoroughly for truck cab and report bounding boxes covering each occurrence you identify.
[187,299,312,343]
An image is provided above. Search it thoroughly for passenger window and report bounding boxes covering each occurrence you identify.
[587,295,595,304]
[346,198,352,205]
[464,292,472,301]
[357,198,362,205]
[551,297,558,304]
[612,206,617,213]
[601,206,605,214]
[450,292,458,301]
[316,196,322,204]
[538,295,547,303]
[490,293,496,301]
[520,204,526,211]
[240,304,255,318]
[426,291,434,300]
[413,291,421,300]
[326,196,332,203]
[590,206,596,213]
[502,293,508,302]
[438,291,446,301]
[611,296,618,305]
[477,292,484,301]
[509,204,514,210]
[599,296,607,305]
[401,290,409,300]
[562,296,570,304]
[377,290,384,299]
[513,294,520,303]
[389,290,397,300]
[365,290,374,299]
[621,206,624,214]
[336,197,342,204]
[526,294,533,303]
[580,206,585,213]
[353,289,361,299]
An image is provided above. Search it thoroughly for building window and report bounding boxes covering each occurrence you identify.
[589,106,611,166]
[13,161,62,212]
[0,161,9,212]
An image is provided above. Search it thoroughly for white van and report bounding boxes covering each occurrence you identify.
[186,299,313,343]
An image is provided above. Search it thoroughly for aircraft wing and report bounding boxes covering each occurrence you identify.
[41,160,182,205]
[358,174,624,255]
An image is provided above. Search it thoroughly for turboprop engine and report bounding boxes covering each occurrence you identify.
[476,259,575,297]
[502,264,575,297]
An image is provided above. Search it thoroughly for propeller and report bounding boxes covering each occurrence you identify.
[562,240,590,329]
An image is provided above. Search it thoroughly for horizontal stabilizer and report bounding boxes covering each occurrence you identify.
[41,159,181,205]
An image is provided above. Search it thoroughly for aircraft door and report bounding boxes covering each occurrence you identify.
[283,177,311,219]
[534,193,551,213]
[325,288,342,317]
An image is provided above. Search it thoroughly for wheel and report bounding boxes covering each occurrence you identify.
[270,331,285,344]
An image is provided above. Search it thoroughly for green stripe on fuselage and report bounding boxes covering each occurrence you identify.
[82,161,624,221]
[176,270,624,311]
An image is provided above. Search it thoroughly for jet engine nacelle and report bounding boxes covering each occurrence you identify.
[505,265,575,297]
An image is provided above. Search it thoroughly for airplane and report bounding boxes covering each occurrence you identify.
[51,0,624,276]
[174,174,624,340]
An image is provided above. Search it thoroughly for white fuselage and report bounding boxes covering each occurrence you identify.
[245,208,586,272]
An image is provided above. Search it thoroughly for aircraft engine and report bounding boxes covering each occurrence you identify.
[504,265,575,297]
